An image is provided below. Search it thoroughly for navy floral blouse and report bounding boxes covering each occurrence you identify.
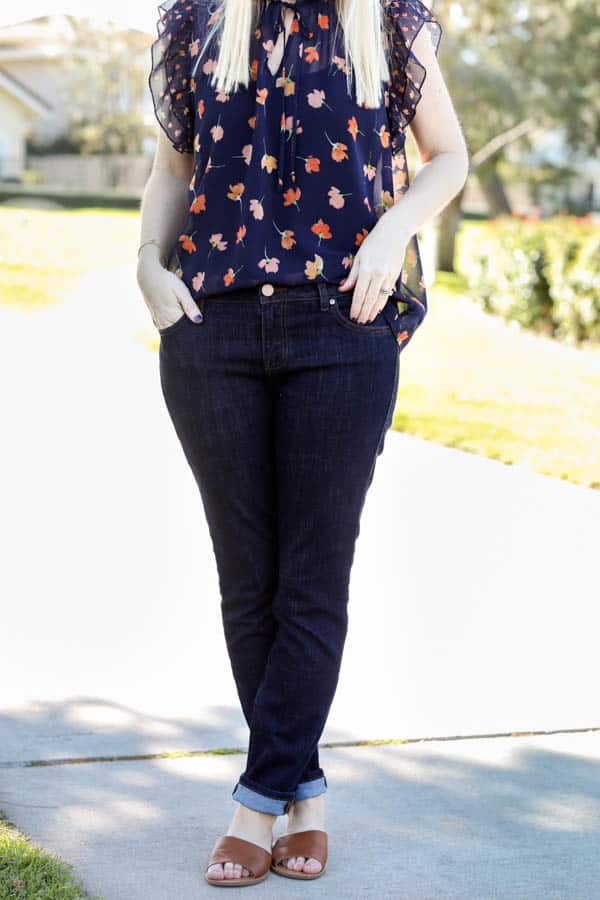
[149,0,442,350]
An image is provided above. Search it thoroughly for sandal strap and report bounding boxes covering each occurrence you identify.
[272,830,328,867]
[206,835,271,877]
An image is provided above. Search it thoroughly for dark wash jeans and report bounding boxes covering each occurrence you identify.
[158,279,400,815]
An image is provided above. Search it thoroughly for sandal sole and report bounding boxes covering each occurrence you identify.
[206,869,270,887]
[270,862,327,880]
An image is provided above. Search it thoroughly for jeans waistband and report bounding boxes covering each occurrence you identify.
[201,280,340,307]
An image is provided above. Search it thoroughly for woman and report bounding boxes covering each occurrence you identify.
[138,0,467,887]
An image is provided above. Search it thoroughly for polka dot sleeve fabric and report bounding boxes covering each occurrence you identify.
[385,0,443,154]
[148,0,198,154]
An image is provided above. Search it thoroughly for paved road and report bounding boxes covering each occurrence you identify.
[1,266,599,898]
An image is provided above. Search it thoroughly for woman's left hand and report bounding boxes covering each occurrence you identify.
[337,216,410,323]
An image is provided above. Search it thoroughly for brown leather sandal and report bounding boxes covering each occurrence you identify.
[270,829,328,880]
[205,835,272,887]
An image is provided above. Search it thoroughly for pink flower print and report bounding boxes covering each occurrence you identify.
[211,118,224,142]
[328,186,352,209]
[249,197,265,220]
[192,271,205,292]
[216,91,231,103]
[202,58,217,75]
[332,55,350,75]
[307,89,334,111]
[242,144,252,165]
[363,161,377,181]
[258,249,280,274]
[208,233,228,258]
[342,254,353,270]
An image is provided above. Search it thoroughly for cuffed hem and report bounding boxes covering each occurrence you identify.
[294,774,328,801]
[232,780,294,815]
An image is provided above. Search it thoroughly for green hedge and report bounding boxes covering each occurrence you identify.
[460,215,600,344]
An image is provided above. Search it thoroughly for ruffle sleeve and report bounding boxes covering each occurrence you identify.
[385,0,443,154]
[148,0,198,154]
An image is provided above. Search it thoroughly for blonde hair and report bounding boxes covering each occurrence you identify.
[194,0,391,109]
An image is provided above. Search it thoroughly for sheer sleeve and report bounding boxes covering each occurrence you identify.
[148,0,198,154]
[385,0,443,154]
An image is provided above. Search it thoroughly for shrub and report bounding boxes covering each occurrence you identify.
[460,215,600,344]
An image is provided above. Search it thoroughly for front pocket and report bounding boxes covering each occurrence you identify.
[331,295,392,335]
[158,312,188,337]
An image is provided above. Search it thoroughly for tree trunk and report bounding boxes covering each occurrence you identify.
[436,186,465,272]
[477,162,512,216]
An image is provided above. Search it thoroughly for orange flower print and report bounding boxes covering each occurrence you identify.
[397,330,409,345]
[355,228,369,247]
[307,89,333,111]
[224,266,243,286]
[179,233,197,254]
[227,182,245,205]
[236,224,247,245]
[299,155,320,174]
[258,248,280,274]
[377,123,390,148]
[250,58,258,81]
[324,131,349,162]
[305,254,324,280]
[249,197,265,220]
[256,87,269,106]
[261,142,278,174]
[328,186,352,209]
[273,220,296,249]
[248,115,257,129]
[304,45,320,64]
[317,13,329,29]
[197,98,205,119]
[283,186,301,210]
[276,70,296,97]
[190,193,206,214]
[192,271,205,292]
[347,116,364,142]
[310,219,332,244]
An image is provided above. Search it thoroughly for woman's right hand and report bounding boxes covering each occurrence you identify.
[137,256,203,331]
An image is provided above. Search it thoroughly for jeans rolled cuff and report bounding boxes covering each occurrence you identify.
[232,781,294,815]
[294,774,328,801]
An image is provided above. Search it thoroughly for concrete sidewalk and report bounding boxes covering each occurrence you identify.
[2,731,599,899]
[1,266,599,898]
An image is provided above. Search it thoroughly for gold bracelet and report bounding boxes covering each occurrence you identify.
[137,238,164,261]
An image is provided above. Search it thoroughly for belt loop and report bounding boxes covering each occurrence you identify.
[317,281,332,311]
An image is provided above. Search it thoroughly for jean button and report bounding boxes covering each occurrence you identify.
[261,283,274,297]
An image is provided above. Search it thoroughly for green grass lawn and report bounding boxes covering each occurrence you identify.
[395,270,600,488]
[0,206,139,307]
[1,206,599,488]
[0,814,91,900]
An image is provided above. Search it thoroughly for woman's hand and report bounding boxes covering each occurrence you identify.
[137,254,203,331]
[337,215,410,324]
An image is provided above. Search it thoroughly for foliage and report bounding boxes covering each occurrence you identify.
[459,215,600,343]
[0,813,89,899]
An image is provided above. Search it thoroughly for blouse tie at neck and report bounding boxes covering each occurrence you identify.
[262,1,318,194]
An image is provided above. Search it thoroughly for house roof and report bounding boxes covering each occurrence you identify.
[0,65,51,115]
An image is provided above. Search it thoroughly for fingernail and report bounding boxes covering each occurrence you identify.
[193,313,203,322]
